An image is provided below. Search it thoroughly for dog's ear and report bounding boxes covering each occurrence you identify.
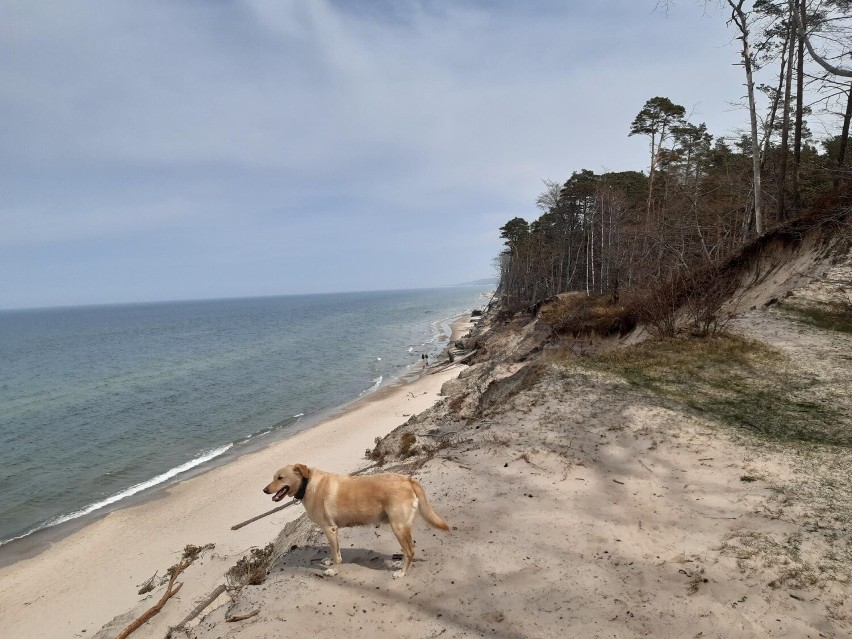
[294,463,311,478]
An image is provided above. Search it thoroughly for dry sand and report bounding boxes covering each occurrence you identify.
[0,357,467,639]
[5,305,851,639]
[183,310,849,638]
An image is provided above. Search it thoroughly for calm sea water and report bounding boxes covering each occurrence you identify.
[0,287,490,547]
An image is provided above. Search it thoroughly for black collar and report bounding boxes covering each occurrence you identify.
[294,476,309,500]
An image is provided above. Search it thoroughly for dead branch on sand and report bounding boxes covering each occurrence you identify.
[226,609,260,622]
[115,558,189,639]
[166,584,228,638]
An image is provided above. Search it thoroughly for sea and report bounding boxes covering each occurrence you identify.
[0,286,491,551]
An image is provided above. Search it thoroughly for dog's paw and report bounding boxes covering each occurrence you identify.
[392,569,406,579]
[323,567,338,577]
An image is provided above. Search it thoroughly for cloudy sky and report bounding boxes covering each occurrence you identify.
[2,0,753,309]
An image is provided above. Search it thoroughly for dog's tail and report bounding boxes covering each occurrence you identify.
[412,480,450,531]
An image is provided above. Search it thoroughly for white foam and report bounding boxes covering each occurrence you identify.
[0,443,233,547]
[359,375,383,397]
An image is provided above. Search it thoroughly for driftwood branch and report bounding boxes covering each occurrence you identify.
[166,584,228,637]
[231,462,381,530]
[226,609,260,622]
[115,559,189,639]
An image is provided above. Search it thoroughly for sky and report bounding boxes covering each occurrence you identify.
[1,0,758,309]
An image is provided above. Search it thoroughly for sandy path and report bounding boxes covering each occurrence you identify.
[0,364,466,639]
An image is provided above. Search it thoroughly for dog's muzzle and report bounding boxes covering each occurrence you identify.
[265,485,290,502]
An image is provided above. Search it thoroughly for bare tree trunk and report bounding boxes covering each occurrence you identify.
[761,23,790,173]
[792,14,805,211]
[778,0,796,222]
[835,80,852,189]
[604,209,609,293]
[590,210,595,294]
[729,0,764,235]
[646,133,658,231]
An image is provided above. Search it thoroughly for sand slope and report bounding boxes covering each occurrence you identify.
[183,305,851,638]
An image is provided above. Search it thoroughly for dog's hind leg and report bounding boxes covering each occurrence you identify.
[390,522,414,578]
[321,525,342,576]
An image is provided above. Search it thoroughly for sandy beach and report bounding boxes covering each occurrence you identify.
[0,314,475,639]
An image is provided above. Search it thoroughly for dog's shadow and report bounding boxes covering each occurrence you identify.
[273,544,405,575]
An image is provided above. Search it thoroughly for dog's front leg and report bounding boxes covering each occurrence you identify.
[321,525,342,576]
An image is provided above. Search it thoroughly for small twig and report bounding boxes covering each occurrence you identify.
[638,459,653,473]
[761,504,784,519]
[226,609,260,622]
[116,559,189,639]
[612,479,625,485]
[689,508,738,520]
[437,456,472,470]
[136,572,158,595]
[516,453,545,470]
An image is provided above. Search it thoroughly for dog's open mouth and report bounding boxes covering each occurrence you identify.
[272,486,290,502]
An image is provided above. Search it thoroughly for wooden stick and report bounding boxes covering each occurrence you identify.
[231,463,380,530]
[231,500,299,530]
[115,560,189,639]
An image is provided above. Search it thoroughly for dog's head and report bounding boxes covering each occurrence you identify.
[263,463,311,502]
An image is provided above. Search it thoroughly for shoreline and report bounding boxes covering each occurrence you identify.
[0,313,475,639]
[0,309,476,566]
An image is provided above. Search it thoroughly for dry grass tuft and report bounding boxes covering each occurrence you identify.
[399,432,418,458]
[226,543,275,587]
[539,293,633,337]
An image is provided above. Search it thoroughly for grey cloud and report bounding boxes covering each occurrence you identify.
[1,0,758,308]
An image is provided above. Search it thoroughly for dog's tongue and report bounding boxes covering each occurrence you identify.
[272,487,289,502]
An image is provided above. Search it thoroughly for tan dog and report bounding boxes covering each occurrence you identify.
[263,463,449,577]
